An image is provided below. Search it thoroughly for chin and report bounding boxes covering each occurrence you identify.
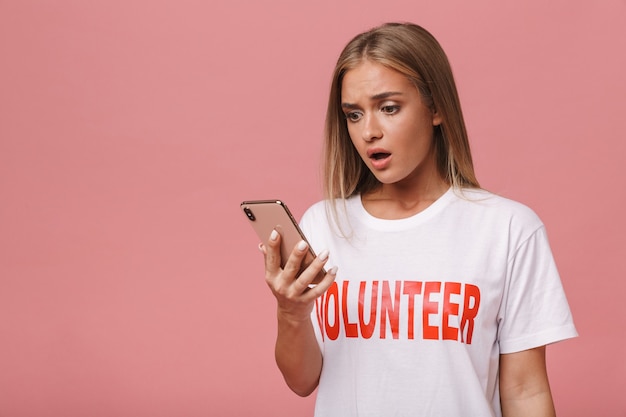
[370,169,402,183]
[373,175,404,186]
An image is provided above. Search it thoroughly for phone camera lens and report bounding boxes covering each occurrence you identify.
[244,207,256,221]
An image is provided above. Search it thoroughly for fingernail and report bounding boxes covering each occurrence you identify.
[318,249,329,261]
[270,230,278,241]
[258,243,264,252]
[297,240,308,251]
[328,266,338,275]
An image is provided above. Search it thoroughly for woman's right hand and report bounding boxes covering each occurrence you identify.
[260,229,337,323]
[259,229,337,396]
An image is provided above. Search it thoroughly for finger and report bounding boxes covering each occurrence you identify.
[282,239,310,278]
[302,265,338,300]
[292,249,332,291]
[295,248,329,285]
[264,229,282,275]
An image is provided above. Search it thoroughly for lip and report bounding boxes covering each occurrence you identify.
[366,147,392,170]
[366,147,391,158]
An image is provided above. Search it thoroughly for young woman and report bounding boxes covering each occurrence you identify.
[260,22,576,417]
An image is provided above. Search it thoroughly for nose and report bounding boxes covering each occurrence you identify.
[362,114,382,142]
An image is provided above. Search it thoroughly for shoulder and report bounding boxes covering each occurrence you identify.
[301,196,358,223]
[299,200,332,237]
[455,188,542,220]
[299,197,359,241]
[450,188,546,240]
[301,200,329,224]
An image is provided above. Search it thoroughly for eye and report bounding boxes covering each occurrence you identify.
[345,111,363,122]
[381,105,399,115]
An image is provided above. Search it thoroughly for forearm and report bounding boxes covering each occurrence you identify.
[275,311,323,397]
[500,346,556,417]
[501,391,556,417]
[260,231,334,397]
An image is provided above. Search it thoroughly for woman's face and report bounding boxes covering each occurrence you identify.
[341,60,442,190]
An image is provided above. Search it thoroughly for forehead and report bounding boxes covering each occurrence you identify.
[341,60,414,100]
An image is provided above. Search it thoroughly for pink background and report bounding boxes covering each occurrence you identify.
[1,1,624,416]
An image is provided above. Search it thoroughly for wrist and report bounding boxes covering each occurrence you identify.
[276,306,313,326]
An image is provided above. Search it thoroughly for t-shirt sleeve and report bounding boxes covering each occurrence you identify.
[498,225,578,353]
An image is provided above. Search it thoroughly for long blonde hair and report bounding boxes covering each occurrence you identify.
[323,22,479,206]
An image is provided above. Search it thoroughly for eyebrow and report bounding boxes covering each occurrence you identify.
[341,91,404,109]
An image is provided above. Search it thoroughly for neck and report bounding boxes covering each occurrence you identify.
[362,175,449,220]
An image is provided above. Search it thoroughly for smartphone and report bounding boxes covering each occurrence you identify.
[240,200,325,283]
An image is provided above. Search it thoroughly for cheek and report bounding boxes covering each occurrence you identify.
[346,126,361,149]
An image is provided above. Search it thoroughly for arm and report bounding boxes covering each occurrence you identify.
[499,346,556,417]
[261,230,337,396]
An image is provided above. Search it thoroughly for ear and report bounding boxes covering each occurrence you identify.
[432,108,442,127]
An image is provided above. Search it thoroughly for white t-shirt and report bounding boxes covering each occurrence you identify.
[299,188,577,417]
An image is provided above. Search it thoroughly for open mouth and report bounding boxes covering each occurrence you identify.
[371,152,391,160]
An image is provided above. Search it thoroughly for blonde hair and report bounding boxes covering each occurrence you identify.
[323,22,479,207]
